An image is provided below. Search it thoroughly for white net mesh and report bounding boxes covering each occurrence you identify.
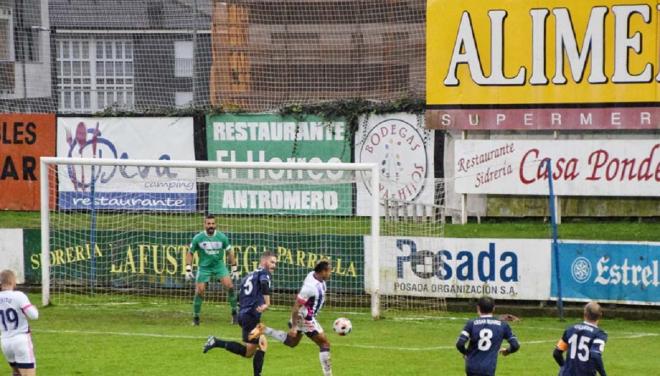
[0,0,424,113]
[42,159,446,315]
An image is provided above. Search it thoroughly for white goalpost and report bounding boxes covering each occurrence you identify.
[40,157,382,317]
[40,156,446,318]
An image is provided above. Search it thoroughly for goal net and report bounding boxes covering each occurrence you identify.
[40,157,445,317]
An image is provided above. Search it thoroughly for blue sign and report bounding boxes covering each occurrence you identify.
[552,242,660,305]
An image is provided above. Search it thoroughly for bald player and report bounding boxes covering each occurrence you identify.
[553,302,608,376]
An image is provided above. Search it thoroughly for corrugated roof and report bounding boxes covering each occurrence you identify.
[49,0,211,30]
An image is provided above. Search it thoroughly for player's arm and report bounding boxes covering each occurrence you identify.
[500,323,520,356]
[19,292,38,320]
[256,275,272,313]
[553,333,569,367]
[455,321,473,355]
[224,237,239,278]
[289,299,304,332]
[590,335,607,376]
[185,237,197,280]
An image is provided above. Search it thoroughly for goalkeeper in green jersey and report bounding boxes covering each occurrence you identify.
[185,214,239,326]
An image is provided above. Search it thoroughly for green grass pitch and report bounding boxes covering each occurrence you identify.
[4,295,659,375]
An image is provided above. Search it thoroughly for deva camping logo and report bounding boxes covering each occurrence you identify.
[358,117,431,202]
[63,121,177,191]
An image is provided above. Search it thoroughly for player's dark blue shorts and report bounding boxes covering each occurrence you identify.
[238,312,260,345]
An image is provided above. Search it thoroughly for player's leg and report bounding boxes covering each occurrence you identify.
[309,332,332,376]
[308,319,332,376]
[219,272,238,323]
[204,313,258,358]
[254,321,303,348]
[193,277,207,325]
[11,335,36,376]
[252,335,267,376]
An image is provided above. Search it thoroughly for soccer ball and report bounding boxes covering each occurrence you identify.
[333,317,352,336]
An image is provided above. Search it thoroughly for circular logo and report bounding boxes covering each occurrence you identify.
[358,117,429,202]
[571,257,592,283]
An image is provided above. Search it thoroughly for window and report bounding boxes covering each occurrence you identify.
[174,40,193,78]
[0,7,13,62]
[57,38,134,112]
[175,91,193,108]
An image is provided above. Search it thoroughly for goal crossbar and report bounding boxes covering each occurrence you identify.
[40,157,382,318]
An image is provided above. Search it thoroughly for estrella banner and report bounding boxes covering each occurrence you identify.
[22,229,363,292]
[552,241,660,305]
[205,114,352,215]
[427,0,660,106]
[56,117,197,211]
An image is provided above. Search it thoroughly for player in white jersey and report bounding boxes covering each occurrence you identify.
[0,270,38,376]
[249,260,333,376]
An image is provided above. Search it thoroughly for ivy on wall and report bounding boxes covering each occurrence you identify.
[91,97,426,157]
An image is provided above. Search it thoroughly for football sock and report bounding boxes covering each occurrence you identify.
[228,288,238,313]
[253,350,265,376]
[193,294,202,318]
[264,327,288,343]
[224,341,248,357]
[319,348,332,376]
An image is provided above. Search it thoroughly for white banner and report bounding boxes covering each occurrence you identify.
[355,113,435,215]
[0,229,24,283]
[365,237,551,300]
[56,117,197,211]
[454,140,660,196]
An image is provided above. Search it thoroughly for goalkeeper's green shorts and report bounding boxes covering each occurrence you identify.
[195,264,229,283]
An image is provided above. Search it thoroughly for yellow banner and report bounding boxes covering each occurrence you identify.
[427,0,660,106]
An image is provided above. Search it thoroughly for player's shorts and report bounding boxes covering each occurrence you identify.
[238,312,261,345]
[1,333,36,369]
[290,314,324,338]
[196,264,229,283]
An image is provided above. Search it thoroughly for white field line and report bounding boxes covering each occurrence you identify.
[33,329,659,352]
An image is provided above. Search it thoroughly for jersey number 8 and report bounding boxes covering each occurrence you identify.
[478,328,493,351]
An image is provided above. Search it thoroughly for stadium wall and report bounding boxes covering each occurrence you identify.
[7,228,660,305]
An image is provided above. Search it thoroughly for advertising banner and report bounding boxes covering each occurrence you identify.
[354,113,435,216]
[427,0,660,106]
[552,241,660,305]
[427,106,659,130]
[0,229,25,283]
[23,229,363,292]
[0,113,55,210]
[56,117,196,211]
[454,140,660,196]
[206,114,352,215]
[365,236,551,300]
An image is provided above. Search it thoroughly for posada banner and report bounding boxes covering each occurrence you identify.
[0,113,55,210]
[57,117,197,211]
[364,236,551,300]
[454,140,660,196]
[206,114,352,215]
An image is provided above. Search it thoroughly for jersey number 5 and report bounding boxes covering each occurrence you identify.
[478,328,493,351]
[567,334,590,361]
[242,277,253,295]
[0,308,19,331]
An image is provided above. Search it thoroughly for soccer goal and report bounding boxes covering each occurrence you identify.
[40,157,445,318]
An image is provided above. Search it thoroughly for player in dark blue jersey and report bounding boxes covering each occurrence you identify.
[553,302,608,376]
[202,251,277,376]
[456,296,520,376]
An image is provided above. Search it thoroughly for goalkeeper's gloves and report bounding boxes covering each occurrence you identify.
[230,265,241,280]
[185,265,195,281]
